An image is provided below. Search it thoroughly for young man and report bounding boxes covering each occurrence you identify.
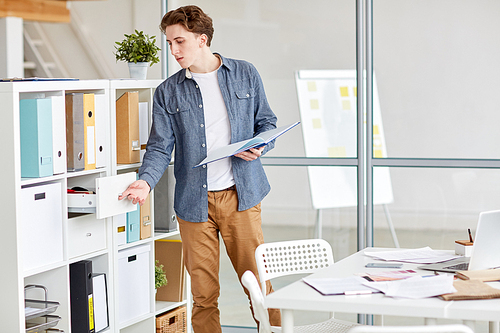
[119,5,281,333]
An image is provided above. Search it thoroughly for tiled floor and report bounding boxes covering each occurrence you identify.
[217,225,489,333]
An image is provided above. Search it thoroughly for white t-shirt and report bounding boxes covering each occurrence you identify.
[191,69,235,191]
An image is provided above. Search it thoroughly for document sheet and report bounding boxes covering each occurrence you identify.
[362,275,456,299]
[302,276,379,295]
[364,247,459,264]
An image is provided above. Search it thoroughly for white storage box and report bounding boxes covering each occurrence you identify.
[118,244,151,323]
[67,213,106,259]
[20,182,63,272]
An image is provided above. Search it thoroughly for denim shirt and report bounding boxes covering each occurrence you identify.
[139,54,277,222]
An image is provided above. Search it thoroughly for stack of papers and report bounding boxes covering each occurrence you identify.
[362,269,418,281]
[361,275,457,299]
[364,247,459,264]
[303,274,457,299]
[302,276,379,295]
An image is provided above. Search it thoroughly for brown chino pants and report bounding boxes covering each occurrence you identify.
[178,186,281,333]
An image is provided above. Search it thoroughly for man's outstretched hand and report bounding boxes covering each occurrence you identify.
[118,179,151,206]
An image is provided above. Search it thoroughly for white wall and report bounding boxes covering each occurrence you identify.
[37,0,500,231]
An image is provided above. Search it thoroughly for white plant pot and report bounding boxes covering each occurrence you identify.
[128,62,149,79]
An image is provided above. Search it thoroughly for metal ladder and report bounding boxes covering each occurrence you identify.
[23,21,69,78]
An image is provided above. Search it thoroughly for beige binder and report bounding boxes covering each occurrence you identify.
[83,93,96,170]
[140,194,151,240]
[116,91,140,164]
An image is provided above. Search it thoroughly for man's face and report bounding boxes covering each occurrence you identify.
[166,24,203,69]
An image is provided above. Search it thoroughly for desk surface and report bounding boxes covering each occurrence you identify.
[265,247,500,322]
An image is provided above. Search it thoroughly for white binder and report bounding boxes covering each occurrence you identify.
[51,95,67,174]
[139,101,149,161]
[95,93,108,168]
[92,273,109,333]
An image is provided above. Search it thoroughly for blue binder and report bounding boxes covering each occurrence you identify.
[126,172,140,243]
[20,98,53,178]
[127,204,140,243]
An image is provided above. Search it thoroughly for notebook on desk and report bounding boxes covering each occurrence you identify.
[419,210,500,273]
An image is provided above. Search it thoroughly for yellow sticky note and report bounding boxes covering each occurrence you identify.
[340,86,349,97]
[308,81,317,92]
[373,125,380,135]
[312,118,322,129]
[342,100,351,110]
[353,87,357,97]
[328,146,346,157]
[310,99,319,109]
[373,149,383,158]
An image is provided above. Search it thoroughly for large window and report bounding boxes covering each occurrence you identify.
[166,0,500,329]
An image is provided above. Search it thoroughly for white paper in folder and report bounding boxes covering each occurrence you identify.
[92,273,109,333]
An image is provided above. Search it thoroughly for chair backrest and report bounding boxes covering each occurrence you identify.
[348,324,474,333]
[255,239,334,292]
[241,270,272,333]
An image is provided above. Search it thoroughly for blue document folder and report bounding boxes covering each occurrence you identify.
[194,121,300,168]
[127,204,140,243]
[20,98,53,178]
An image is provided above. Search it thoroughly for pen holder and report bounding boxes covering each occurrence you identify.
[455,240,473,257]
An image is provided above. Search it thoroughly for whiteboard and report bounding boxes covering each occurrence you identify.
[295,70,393,209]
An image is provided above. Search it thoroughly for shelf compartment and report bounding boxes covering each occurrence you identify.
[25,299,60,321]
[25,314,61,333]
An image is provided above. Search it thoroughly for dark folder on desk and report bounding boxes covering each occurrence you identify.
[70,260,95,333]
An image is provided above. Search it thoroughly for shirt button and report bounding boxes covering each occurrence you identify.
[199,104,202,108]
[203,184,207,188]
[200,124,204,128]
[202,165,207,168]
[202,143,206,148]
[246,94,250,97]
[177,108,179,111]
[196,85,199,88]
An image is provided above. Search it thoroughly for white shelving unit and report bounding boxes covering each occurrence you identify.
[0,79,191,333]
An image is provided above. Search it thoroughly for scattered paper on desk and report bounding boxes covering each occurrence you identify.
[362,269,418,281]
[364,247,459,264]
[362,275,456,299]
[302,276,379,295]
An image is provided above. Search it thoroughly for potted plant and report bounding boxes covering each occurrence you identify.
[114,29,161,79]
[155,260,168,291]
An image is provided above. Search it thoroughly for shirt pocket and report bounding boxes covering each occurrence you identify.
[166,104,190,134]
[235,88,255,100]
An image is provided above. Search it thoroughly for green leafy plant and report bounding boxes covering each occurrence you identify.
[155,260,168,289]
[114,30,161,66]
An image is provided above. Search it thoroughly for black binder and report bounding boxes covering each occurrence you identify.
[70,260,95,333]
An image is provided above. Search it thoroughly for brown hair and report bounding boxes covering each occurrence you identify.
[160,5,214,46]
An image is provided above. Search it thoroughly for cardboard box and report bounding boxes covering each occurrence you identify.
[155,240,185,302]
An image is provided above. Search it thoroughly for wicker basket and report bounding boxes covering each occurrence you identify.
[156,306,187,333]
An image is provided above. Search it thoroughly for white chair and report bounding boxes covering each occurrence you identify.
[251,238,360,333]
[254,238,334,293]
[348,324,475,333]
[242,270,360,333]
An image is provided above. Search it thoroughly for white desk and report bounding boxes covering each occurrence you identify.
[265,247,500,333]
